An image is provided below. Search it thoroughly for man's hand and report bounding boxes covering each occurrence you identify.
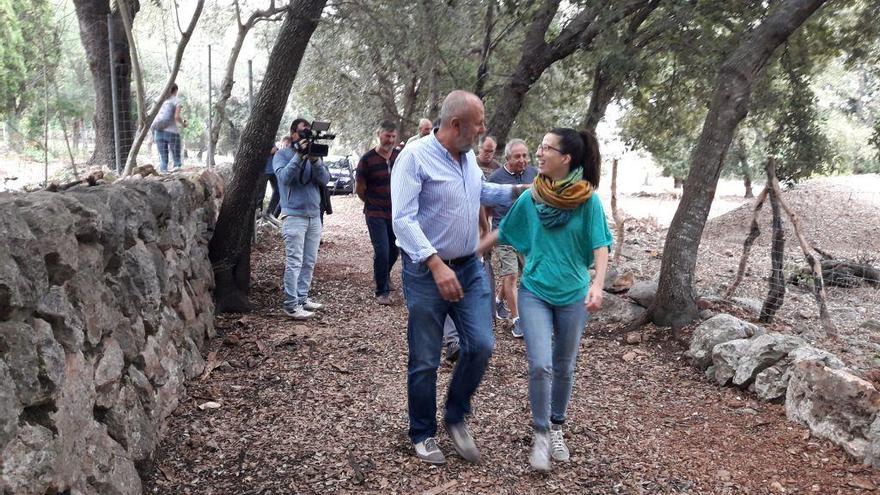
[426,255,464,302]
[585,285,604,313]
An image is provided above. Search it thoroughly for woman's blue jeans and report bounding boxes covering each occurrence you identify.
[154,130,182,172]
[518,286,588,432]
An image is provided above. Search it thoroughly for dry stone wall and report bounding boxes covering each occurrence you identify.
[0,171,222,494]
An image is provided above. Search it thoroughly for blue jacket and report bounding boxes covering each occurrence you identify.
[273,147,330,218]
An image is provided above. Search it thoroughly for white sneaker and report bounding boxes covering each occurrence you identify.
[529,431,551,472]
[301,299,323,311]
[284,306,314,320]
[550,425,570,462]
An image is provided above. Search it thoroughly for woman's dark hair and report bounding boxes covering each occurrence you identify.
[549,127,601,188]
[170,83,178,94]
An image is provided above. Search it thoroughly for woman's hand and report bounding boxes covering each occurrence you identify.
[585,285,603,313]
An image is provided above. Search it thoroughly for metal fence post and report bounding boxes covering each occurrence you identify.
[107,13,122,174]
[207,44,213,168]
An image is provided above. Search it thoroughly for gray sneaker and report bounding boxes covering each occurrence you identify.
[511,317,524,338]
[530,431,551,472]
[447,422,480,463]
[550,424,570,461]
[414,437,446,465]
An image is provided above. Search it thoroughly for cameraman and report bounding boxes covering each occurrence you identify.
[273,118,331,320]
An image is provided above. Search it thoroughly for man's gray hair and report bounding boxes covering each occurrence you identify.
[439,90,479,125]
[480,135,497,147]
[505,138,527,157]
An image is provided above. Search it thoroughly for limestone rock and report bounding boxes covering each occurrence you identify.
[786,360,880,463]
[105,384,157,473]
[754,346,845,401]
[592,292,647,326]
[81,425,142,495]
[712,333,804,386]
[0,360,21,449]
[627,278,658,308]
[860,319,880,332]
[730,297,763,316]
[0,424,57,494]
[688,314,764,369]
[36,286,85,353]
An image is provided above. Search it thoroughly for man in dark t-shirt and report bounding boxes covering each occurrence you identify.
[356,120,401,305]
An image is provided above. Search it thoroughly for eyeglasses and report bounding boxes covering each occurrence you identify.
[537,143,562,154]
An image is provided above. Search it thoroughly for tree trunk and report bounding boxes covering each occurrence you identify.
[672,176,683,189]
[209,2,287,163]
[209,23,250,166]
[743,174,754,198]
[724,185,769,299]
[760,170,785,322]
[648,0,828,329]
[582,61,617,133]
[72,0,136,168]
[209,0,327,313]
[581,0,662,132]
[486,0,638,151]
[473,0,495,99]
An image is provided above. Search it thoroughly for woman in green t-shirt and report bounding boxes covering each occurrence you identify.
[478,128,612,472]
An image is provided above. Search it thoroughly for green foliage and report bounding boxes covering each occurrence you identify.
[0,0,57,117]
[766,44,831,184]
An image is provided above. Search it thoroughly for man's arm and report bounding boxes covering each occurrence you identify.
[355,157,368,202]
[311,157,330,185]
[480,180,528,208]
[390,153,436,263]
[274,150,308,185]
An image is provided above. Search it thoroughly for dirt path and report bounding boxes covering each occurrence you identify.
[144,197,879,495]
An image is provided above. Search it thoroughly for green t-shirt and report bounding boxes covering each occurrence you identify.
[498,193,613,306]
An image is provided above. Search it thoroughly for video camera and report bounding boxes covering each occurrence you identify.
[294,121,336,158]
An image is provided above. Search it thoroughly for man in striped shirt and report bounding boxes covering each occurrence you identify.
[391,90,527,465]
[356,120,400,305]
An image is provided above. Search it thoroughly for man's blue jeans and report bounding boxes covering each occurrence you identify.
[401,253,493,444]
[281,215,322,311]
[154,130,182,172]
[518,286,588,432]
[365,216,398,296]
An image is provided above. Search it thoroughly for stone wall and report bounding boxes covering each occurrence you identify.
[0,171,222,494]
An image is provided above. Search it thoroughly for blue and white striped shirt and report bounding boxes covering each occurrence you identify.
[391,131,515,263]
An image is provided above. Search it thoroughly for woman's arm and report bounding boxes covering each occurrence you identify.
[174,104,185,128]
[476,230,498,256]
[586,247,609,312]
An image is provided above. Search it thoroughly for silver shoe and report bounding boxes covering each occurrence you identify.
[414,437,446,465]
[447,422,480,463]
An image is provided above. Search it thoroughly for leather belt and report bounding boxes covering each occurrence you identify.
[441,254,474,268]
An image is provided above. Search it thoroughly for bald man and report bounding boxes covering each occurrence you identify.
[392,90,527,465]
[405,118,433,145]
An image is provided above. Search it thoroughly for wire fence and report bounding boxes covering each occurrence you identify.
[0,15,258,191]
